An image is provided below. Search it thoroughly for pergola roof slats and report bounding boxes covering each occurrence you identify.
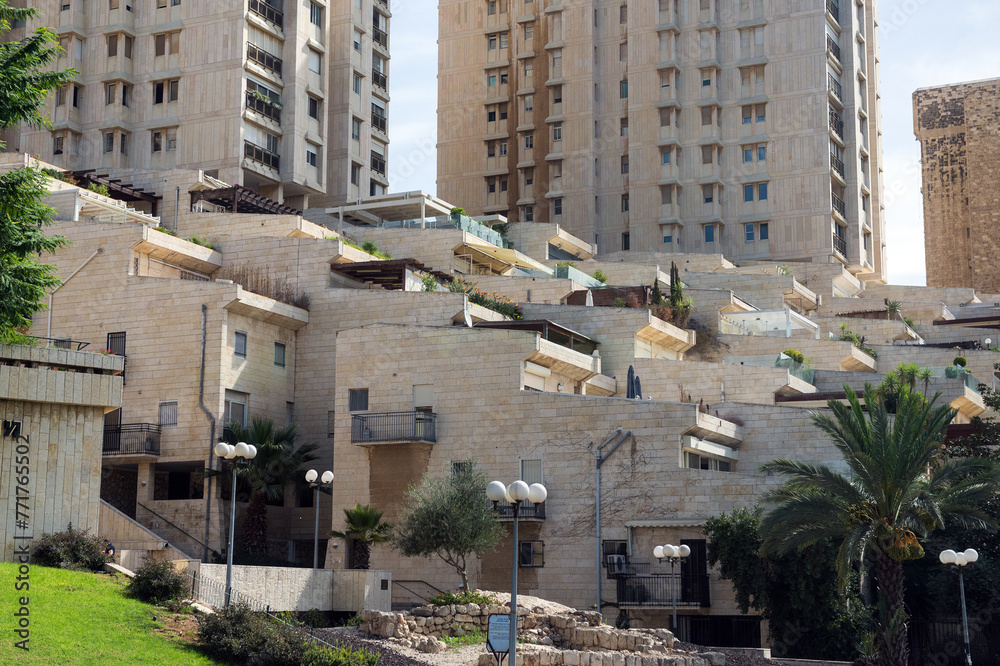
[189,185,302,216]
[68,170,162,207]
[329,259,452,291]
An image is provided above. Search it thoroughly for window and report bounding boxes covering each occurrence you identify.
[158,401,178,428]
[274,342,286,367]
[525,24,533,39]
[756,104,766,122]
[744,184,754,202]
[757,145,766,162]
[487,108,496,122]
[487,177,496,194]
[487,0,496,14]
[110,0,119,8]
[487,141,495,158]
[743,147,753,164]
[524,168,533,185]
[704,225,715,243]
[552,123,562,141]
[745,223,755,242]
[553,198,563,216]
[519,541,544,567]
[72,85,81,108]
[702,184,714,203]
[306,147,317,167]
[702,145,714,165]
[353,73,361,94]
[760,223,769,240]
[105,83,116,105]
[500,71,508,84]
[153,79,179,104]
[351,163,361,186]
[103,132,114,153]
[661,186,673,205]
[621,155,628,174]
[523,61,532,77]
[621,194,629,213]
[308,49,321,74]
[155,33,166,56]
[353,29,362,51]
[225,390,248,427]
[500,32,508,49]
[487,74,497,87]
[451,460,474,477]
[107,34,118,57]
[120,132,129,155]
[309,97,320,120]
[524,132,533,149]
[124,35,133,59]
[352,117,361,140]
[620,118,628,136]
[168,80,179,102]
[524,204,534,222]
[53,135,64,155]
[745,182,768,201]
[234,331,247,358]
[759,182,768,200]
[498,140,508,156]
[310,1,323,26]
[621,231,630,250]
[620,4,627,23]
[603,540,629,570]
[348,388,369,412]
[742,105,752,124]
[122,84,130,107]
[499,177,508,192]
[620,42,627,61]
[152,131,162,152]
[553,85,562,104]
[488,35,497,50]
[524,95,533,112]
[165,128,176,151]
[620,79,628,98]
[701,106,713,126]
[702,68,711,86]
[56,86,66,107]
[684,452,731,472]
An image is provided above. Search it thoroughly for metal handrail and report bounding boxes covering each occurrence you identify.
[370,152,386,175]
[372,68,387,90]
[827,35,841,61]
[833,232,847,256]
[23,335,91,350]
[832,192,846,217]
[828,73,842,101]
[830,153,845,178]
[247,42,282,76]
[371,112,386,133]
[136,502,219,559]
[245,139,280,170]
[246,90,281,123]
[103,423,161,455]
[609,563,711,608]
[829,111,844,138]
[248,0,283,28]
[351,411,436,443]
[826,0,839,22]
[373,26,388,49]
[392,580,446,605]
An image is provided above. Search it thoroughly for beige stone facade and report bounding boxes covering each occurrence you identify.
[914,77,1000,293]
[3,0,392,210]
[436,0,886,282]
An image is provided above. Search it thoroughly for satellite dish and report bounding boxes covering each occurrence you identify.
[464,309,474,328]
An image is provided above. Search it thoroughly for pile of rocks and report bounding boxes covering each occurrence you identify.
[359,603,723,666]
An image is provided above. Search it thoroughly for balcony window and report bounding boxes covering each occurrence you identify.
[704,224,715,243]
[306,146,318,167]
[310,1,323,26]
[103,132,115,153]
[349,388,369,412]
[158,401,178,428]
[225,391,248,427]
[760,223,769,240]
[308,49,322,74]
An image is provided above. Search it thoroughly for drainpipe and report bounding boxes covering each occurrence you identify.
[199,304,217,562]
[174,186,180,232]
[47,247,103,338]
[596,428,629,615]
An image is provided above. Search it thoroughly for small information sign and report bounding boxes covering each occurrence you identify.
[487,613,511,665]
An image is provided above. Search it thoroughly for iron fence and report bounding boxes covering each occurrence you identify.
[351,411,436,443]
[245,140,280,170]
[103,423,161,455]
[248,0,283,28]
[493,500,545,520]
[246,90,281,123]
[827,35,841,61]
[608,562,710,608]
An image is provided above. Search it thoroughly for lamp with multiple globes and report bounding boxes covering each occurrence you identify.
[939,548,979,666]
[305,469,335,569]
[654,543,691,630]
[214,441,256,608]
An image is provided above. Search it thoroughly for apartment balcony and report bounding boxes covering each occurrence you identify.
[371,112,387,134]
[830,153,845,179]
[247,42,282,77]
[829,111,844,139]
[493,500,545,521]
[372,69,387,92]
[351,411,437,445]
[244,140,280,171]
[826,0,840,24]
[828,74,843,104]
[832,192,846,219]
[374,0,388,10]
[373,26,388,50]
[827,35,841,62]
[103,424,161,457]
[246,90,281,124]
[370,152,386,176]
[248,0,283,29]
[833,232,847,257]
[609,562,710,609]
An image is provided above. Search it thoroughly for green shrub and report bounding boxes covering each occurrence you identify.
[127,557,188,604]
[450,206,466,217]
[449,277,475,294]
[467,288,522,320]
[302,644,381,666]
[613,297,627,308]
[87,183,110,196]
[903,317,915,327]
[953,356,967,368]
[361,240,379,255]
[32,524,110,571]
[429,589,499,606]
[421,275,439,292]
[592,269,608,284]
[782,349,805,364]
[187,235,216,250]
[555,260,577,268]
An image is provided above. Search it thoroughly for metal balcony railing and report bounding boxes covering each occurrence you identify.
[374,0,388,10]
[244,139,280,170]
[608,562,711,608]
[371,112,386,133]
[248,0,283,28]
[493,500,546,520]
[832,192,846,217]
[829,111,844,139]
[372,68,387,91]
[370,152,386,175]
[373,26,388,49]
[833,232,847,256]
[351,411,437,444]
[103,423,161,456]
[246,90,281,123]
[247,42,282,76]
[827,35,841,62]
[826,0,839,22]
[828,73,842,101]
[830,152,845,178]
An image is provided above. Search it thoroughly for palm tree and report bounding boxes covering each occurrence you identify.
[331,504,392,569]
[759,384,1000,666]
[209,417,319,556]
[916,367,935,397]
[885,299,901,321]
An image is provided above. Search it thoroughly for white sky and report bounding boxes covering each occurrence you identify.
[387,0,1000,287]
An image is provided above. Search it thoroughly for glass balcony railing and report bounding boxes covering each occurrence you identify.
[724,354,815,385]
[553,264,605,288]
[375,214,508,248]
[927,367,982,394]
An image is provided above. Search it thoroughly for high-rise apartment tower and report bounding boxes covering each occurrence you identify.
[437,0,885,281]
[3,0,391,209]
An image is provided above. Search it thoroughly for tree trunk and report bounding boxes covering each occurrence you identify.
[242,490,269,556]
[874,552,909,666]
[353,539,371,569]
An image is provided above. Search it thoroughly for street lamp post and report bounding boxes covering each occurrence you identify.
[214,440,257,609]
[940,548,979,666]
[305,469,334,569]
[653,543,691,631]
[486,479,547,666]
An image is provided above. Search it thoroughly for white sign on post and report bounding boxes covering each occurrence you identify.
[487,613,511,658]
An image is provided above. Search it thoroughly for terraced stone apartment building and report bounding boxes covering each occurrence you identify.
[437,0,886,281]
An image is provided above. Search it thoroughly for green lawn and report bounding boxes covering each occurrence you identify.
[0,563,221,665]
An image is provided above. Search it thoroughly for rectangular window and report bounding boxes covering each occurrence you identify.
[621,232,630,250]
[757,145,766,162]
[702,184,713,203]
[152,131,162,152]
[120,132,128,155]
[308,49,322,74]
[225,390,248,427]
[274,341,286,367]
[158,401,178,428]
[488,35,497,50]
[756,104,766,122]
[306,148,317,167]
[552,123,562,141]
[621,155,628,174]
[105,83,116,105]
[552,85,562,104]
[604,540,628,570]
[56,86,66,107]
[524,205,534,222]
[310,2,323,26]
[487,108,496,122]
[498,141,508,156]
[310,97,320,119]
[53,135,64,155]
[103,132,114,153]
[758,183,768,200]
[166,128,176,151]
[155,33,166,56]
[154,82,164,104]
[107,34,118,57]
[760,223,769,240]
[168,79,179,102]
[353,73,361,94]
[122,84,130,107]
[524,95,533,111]
[620,80,628,98]
[353,29,362,51]
[524,132,533,149]
[701,106,712,126]
[524,24,533,39]
[744,184,754,202]
[743,147,752,163]
[234,331,247,358]
[704,225,715,243]
[72,85,81,108]
[352,117,361,140]
[620,118,628,136]
[553,198,562,216]
[621,195,629,213]
[351,163,361,186]
[348,388,369,412]
[702,145,714,165]
[124,35,133,58]
[519,541,544,567]
[742,105,752,124]
[745,223,755,242]
[500,33,508,49]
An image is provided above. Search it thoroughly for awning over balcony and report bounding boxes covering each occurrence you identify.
[473,319,598,354]
[329,258,452,290]
[454,242,552,274]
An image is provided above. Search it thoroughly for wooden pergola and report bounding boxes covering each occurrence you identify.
[189,184,301,216]
[69,170,162,216]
